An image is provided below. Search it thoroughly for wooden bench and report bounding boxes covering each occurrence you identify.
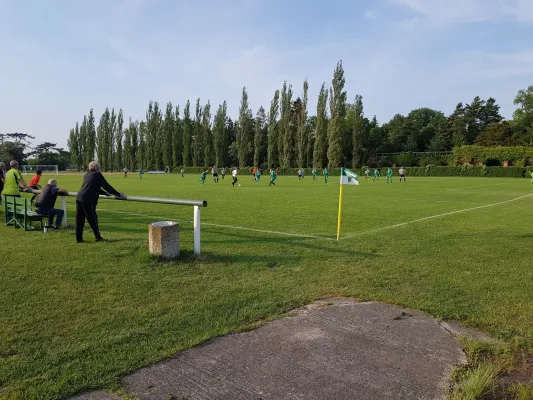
[3,194,46,231]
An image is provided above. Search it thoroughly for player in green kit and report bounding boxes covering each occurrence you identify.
[254,169,261,183]
[312,168,318,181]
[324,168,329,184]
[138,168,143,179]
[365,167,371,180]
[269,168,277,186]
[372,168,380,182]
[195,170,207,184]
[386,167,393,183]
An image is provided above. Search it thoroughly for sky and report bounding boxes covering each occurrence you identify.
[1,0,533,149]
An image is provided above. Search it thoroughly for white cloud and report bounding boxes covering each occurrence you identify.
[365,9,378,20]
[392,0,533,22]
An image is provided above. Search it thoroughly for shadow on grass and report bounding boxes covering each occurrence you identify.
[203,228,378,260]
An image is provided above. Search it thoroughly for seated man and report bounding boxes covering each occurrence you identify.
[35,179,68,229]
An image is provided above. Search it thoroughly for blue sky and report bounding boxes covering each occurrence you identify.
[1,0,532,148]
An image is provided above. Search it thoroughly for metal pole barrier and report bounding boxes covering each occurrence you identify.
[61,196,68,227]
[193,205,200,255]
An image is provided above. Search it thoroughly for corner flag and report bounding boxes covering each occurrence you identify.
[337,168,359,240]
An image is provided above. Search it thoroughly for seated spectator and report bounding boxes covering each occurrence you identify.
[29,169,43,206]
[35,179,68,229]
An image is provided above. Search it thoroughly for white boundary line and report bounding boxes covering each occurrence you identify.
[65,192,532,242]
[67,206,335,241]
[341,193,533,239]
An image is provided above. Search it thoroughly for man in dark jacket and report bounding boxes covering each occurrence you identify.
[35,179,68,229]
[76,161,124,243]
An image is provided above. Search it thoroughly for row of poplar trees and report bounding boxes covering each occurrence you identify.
[67,61,361,172]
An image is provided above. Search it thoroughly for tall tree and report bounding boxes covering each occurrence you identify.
[96,108,110,169]
[182,100,192,166]
[512,86,533,146]
[86,109,96,163]
[226,117,238,166]
[447,103,468,147]
[163,102,175,168]
[123,118,132,170]
[296,79,309,168]
[107,108,116,171]
[79,116,88,168]
[172,106,182,166]
[131,120,139,169]
[253,106,267,167]
[237,87,253,167]
[115,109,124,170]
[193,98,203,166]
[145,101,154,168]
[213,101,228,167]
[306,116,317,167]
[67,127,79,170]
[327,60,347,168]
[349,95,365,168]
[267,90,280,168]
[278,82,289,167]
[202,101,213,165]
[138,121,147,169]
[313,83,329,168]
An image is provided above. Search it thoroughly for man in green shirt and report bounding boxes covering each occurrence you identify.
[372,168,380,182]
[195,170,207,184]
[254,169,261,184]
[323,168,329,184]
[312,168,318,181]
[3,160,30,196]
[386,167,393,183]
[269,168,277,186]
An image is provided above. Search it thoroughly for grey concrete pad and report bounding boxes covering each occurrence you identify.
[68,390,123,400]
[121,298,466,400]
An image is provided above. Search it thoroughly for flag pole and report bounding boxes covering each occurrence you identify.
[337,168,343,241]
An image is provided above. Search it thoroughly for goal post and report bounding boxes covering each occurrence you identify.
[21,165,59,175]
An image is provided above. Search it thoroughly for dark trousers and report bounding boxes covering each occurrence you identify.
[37,208,64,227]
[75,201,100,241]
[232,177,238,186]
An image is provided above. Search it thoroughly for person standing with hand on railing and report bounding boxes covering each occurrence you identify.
[75,161,125,243]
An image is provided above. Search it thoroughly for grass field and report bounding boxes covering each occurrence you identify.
[1,172,533,399]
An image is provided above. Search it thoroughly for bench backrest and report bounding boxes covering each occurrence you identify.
[3,195,29,214]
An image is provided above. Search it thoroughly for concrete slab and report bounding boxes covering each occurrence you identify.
[120,298,466,400]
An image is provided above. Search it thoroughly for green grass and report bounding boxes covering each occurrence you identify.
[1,173,533,398]
[451,363,500,400]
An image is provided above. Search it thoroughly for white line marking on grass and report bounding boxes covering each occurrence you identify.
[342,193,533,239]
[81,207,335,241]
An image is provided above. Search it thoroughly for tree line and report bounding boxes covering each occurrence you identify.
[64,60,533,171]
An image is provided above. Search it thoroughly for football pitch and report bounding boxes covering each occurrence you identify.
[1,173,532,398]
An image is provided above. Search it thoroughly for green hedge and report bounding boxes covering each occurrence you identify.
[453,145,533,166]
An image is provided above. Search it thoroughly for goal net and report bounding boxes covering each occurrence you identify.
[21,165,59,175]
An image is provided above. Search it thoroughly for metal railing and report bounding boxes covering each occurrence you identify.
[25,190,208,254]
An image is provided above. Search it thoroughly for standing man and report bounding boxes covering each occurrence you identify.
[399,166,406,182]
[365,167,371,180]
[211,165,219,183]
[3,161,30,197]
[269,168,277,186]
[254,169,261,184]
[232,167,239,187]
[386,167,393,184]
[312,167,318,181]
[139,167,143,179]
[221,168,226,180]
[76,161,124,243]
[323,167,329,184]
[298,168,303,181]
[123,167,128,178]
[373,168,380,182]
[181,167,185,178]
[0,162,6,206]
[35,179,68,229]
